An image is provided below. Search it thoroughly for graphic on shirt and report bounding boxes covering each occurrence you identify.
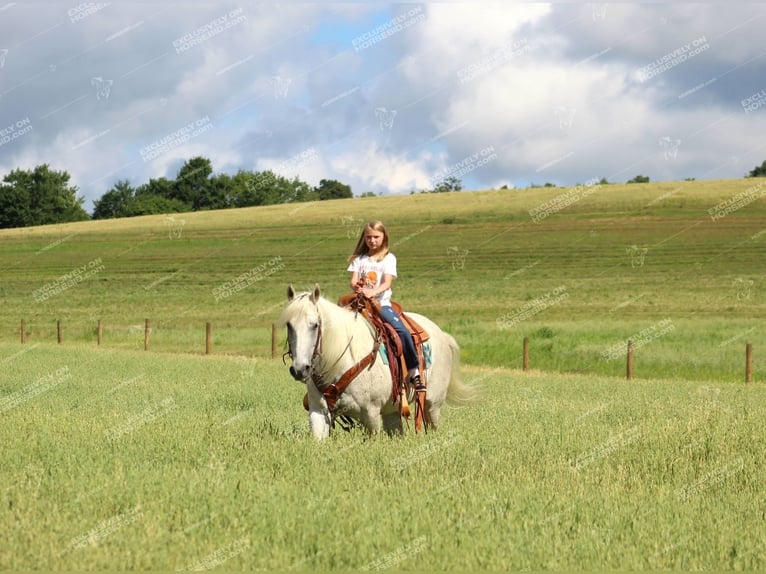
[363,270,378,288]
[349,253,397,307]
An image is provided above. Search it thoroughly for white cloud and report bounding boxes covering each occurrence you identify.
[331,142,436,194]
[2,2,766,211]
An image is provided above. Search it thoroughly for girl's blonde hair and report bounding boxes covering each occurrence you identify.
[348,220,390,263]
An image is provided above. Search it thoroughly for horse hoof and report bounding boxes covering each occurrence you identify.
[303,393,309,411]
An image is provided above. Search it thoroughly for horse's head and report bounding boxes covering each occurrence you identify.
[281,284,323,382]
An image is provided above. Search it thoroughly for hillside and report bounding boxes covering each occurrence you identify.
[1,179,764,381]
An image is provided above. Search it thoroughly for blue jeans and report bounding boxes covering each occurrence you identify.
[379,305,419,371]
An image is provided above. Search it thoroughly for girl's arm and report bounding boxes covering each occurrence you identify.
[350,271,361,292]
[362,273,393,298]
[376,273,394,294]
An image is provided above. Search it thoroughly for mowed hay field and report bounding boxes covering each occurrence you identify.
[1,178,764,380]
[1,179,766,569]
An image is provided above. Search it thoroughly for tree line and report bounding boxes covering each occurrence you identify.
[1,157,765,229]
[0,156,352,229]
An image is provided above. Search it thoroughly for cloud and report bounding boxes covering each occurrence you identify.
[1,2,766,212]
[331,141,436,194]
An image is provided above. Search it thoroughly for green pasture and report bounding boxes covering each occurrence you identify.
[1,343,764,570]
[0,178,764,382]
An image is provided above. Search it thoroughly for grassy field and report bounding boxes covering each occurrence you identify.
[2,179,765,569]
[1,343,764,570]
[0,178,764,382]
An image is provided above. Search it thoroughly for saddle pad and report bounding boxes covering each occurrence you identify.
[379,340,432,368]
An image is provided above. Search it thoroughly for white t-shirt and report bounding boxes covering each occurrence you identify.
[347,253,397,307]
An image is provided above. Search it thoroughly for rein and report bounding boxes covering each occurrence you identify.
[307,305,380,413]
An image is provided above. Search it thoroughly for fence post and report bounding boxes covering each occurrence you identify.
[746,343,753,384]
[98,320,103,346]
[272,323,278,359]
[523,337,530,371]
[626,339,634,380]
[21,319,26,344]
[206,322,212,355]
[144,319,150,351]
[57,320,62,344]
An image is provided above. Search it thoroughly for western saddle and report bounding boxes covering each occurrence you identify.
[305,293,431,432]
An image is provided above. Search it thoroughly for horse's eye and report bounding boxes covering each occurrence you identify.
[310,322,319,331]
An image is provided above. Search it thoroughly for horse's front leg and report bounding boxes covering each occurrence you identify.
[308,409,331,439]
[306,386,331,440]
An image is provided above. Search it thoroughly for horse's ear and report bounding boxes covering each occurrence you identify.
[287,285,296,301]
[310,283,321,303]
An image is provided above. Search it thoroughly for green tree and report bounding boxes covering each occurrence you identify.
[129,177,187,216]
[233,170,284,206]
[206,173,235,210]
[92,179,134,220]
[173,156,214,209]
[0,164,89,228]
[128,193,188,216]
[134,176,180,202]
[627,175,650,184]
[315,178,352,200]
[230,170,316,207]
[747,160,766,177]
[432,176,462,193]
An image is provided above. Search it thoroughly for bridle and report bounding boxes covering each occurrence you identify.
[284,299,380,413]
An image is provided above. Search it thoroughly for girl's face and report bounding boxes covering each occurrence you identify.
[364,228,385,253]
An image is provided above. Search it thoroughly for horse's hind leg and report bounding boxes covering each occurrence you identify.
[359,409,384,435]
[427,403,441,431]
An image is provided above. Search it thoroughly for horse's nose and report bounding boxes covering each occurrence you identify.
[290,365,308,381]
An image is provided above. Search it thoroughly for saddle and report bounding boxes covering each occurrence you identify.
[337,293,431,430]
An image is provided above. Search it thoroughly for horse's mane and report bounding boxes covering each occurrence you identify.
[280,292,375,372]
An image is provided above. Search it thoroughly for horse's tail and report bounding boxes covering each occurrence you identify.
[444,333,480,406]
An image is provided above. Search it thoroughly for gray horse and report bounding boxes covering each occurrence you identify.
[279,285,477,439]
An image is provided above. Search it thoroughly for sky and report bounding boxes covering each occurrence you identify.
[1,1,766,212]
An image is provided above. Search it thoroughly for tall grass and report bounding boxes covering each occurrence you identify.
[1,343,764,570]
